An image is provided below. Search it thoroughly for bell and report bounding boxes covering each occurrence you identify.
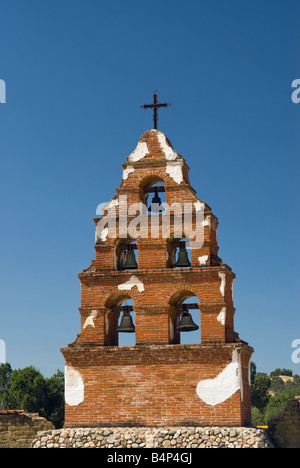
[176,306,199,332]
[122,245,138,269]
[149,188,163,213]
[174,242,191,267]
[117,307,135,333]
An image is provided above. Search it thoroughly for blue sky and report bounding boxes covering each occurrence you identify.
[0,0,299,377]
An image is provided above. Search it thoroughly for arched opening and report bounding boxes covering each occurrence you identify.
[117,298,136,347]
[147,182,166,213]
[178,297,200,345]
[169,291,200,344]
[114,239,138,271]
[139,177,166,213]
[167,237,191,268]
[104,294,136,346]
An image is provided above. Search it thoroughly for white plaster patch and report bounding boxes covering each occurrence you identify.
[194,200,205,212]
[65,366,84,406]
[104,198,119,210]
[96,198,119,216]
[196,350,242,406]
[83,310,98,329]
[118,275,145,293]
[166,161,183,184]
[157,132,178,160]
[97,227,109,242]
[198,255,208,266]
[201,216,211,228]
[217,307,226,326]
[128,141,149,162]
[219,272,226,296]
[123,165,135,180]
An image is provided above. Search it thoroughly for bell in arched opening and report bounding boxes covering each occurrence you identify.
[117,306,135,333]
[176,305,199,332]
[174,241,191,268]
[122,244,138,270]
[148,187,164,213]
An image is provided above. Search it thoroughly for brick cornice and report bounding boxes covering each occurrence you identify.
[78,264,235,280]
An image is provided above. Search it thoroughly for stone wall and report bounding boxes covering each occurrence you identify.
[268,397,300,448]
[31,426,273,448]
[0,410,54,448]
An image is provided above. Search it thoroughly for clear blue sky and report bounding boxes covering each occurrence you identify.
[0,0,299,377]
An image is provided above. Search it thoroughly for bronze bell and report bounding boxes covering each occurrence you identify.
[149,187,164,213]
[122,244,138,269]
[117,306,135,333]
[174,242,191,267]
[176,305,199,332]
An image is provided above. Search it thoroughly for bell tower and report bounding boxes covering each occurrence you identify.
[61,126,253,428]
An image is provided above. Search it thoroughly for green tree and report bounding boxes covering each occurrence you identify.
[269,376,285,393]
[250,361,256,386]
[44,370,64,429]
[2,366,48,414]
[264,393,290,423]
[251,364,300,426]
[251,373,271,412]
[1,364,64,428]
[285,378,300,397]
[0,363,12,394]
[251,406,265,427]
[270,368,282,377]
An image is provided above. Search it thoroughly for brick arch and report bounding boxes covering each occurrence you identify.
[135,170,172,189]
[100,287,143,308]
[138,173,166,189]
[113,237,140,271]
[165,284,205,306]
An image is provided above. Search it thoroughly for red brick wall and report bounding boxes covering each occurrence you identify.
[62,343,252,428]
[77,267,236,345]
[61,129,253,428]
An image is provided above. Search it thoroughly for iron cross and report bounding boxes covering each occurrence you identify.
[141,92,171,129]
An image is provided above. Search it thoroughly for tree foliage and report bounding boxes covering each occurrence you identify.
[270,368,293,377]
[251,373,271,411]
[1,360,299,429]
[0,363,12,394]
[0,364,64,428]
[250,361,300,427]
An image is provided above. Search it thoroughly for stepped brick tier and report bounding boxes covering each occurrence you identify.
[61,129,253,428]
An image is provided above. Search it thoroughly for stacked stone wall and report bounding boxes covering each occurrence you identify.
[0,410,54,448]
[31,426,273,449]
